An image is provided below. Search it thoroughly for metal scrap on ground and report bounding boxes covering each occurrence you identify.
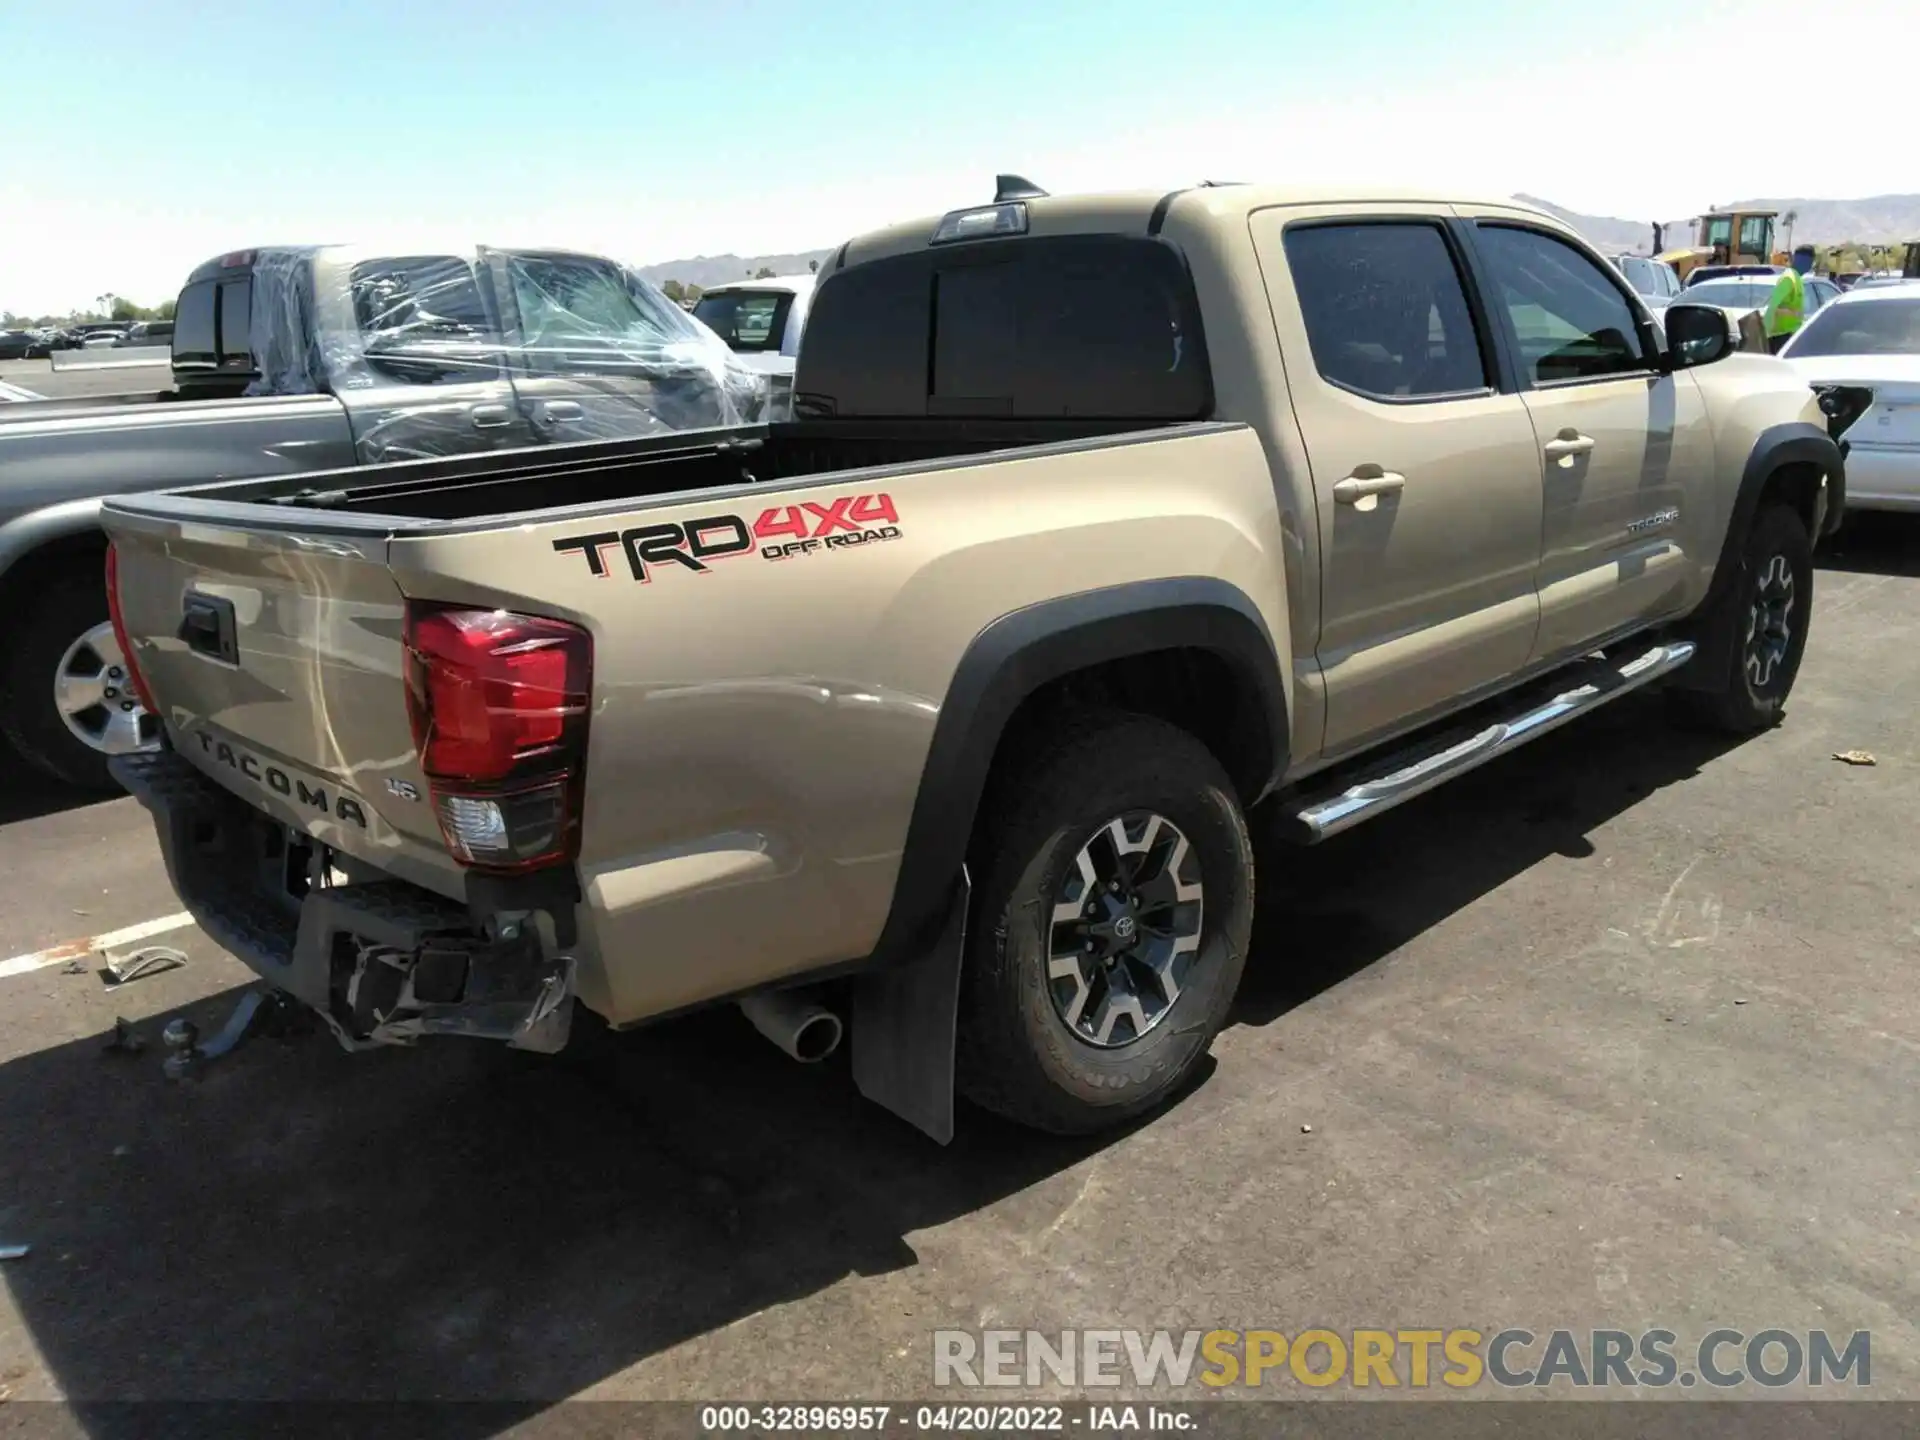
[101,946,187,985]
[1833,750,1878,766]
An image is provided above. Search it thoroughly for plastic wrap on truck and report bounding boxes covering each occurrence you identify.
[241,243,770,444]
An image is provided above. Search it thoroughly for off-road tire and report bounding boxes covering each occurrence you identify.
[0,570,128,791]
[955,711,1254,1135]
[1668,501,1813,734]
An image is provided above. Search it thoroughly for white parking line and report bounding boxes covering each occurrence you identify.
[0,912,196,981]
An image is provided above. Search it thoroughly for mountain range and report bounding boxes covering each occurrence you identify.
[1509,194,1919,255]
[635,194,1920,286]
[632,251,832,290]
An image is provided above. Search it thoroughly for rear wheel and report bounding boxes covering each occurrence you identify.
[956,712,1253,1135]
[1669,501,1813,734]
[0,570,160,790]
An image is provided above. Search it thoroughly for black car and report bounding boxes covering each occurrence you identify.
[0,329,35,360]
[118,320,174,346]
[23,327,78,358]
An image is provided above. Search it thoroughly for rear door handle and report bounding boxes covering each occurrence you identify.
[1332,472,1407,503]
[469,402,514,429]
[1544,432,1596,459]
[533,400,585,427]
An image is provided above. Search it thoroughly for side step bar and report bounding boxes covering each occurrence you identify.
[1281,640,1696,843]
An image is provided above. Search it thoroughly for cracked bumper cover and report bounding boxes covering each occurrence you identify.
[112,748,575,1055]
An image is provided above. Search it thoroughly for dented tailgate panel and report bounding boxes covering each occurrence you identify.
[104,513,462,897]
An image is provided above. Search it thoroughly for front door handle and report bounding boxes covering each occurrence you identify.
[469,402,514,429]
[1332,471,1407,504]
[1544,431,1596,459]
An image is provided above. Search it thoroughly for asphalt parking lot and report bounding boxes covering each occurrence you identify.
[0,355,170,402]
[2,515,1918,1411]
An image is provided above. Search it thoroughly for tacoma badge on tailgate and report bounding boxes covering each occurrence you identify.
[192,731,368,827]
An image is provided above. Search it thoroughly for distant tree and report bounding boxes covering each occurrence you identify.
[661,279,687,303]
[109,297,142,321]
[754,266,776,279]
[1782,209,1799,251]
[808,259,819,273]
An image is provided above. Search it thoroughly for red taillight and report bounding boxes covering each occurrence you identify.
[403,603,592,873]
[103,544,158,714]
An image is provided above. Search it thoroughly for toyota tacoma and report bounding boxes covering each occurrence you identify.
[101,178,1842,1141]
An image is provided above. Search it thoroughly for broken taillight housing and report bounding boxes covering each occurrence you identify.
[403,603,592,873]
[103,544,159,714]
[1813,384,1875,441]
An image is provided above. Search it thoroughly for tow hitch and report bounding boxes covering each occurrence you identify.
[161,986,313,1081]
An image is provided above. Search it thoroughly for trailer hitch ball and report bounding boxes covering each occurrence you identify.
[161,1017,204,1081]
[159,987,297,1080]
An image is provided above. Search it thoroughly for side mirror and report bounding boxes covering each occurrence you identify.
[1662,302,1736,370]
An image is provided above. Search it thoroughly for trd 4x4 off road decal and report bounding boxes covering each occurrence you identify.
[553,492,902,582]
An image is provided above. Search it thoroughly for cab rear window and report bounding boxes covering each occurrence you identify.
[795,235,1211,419]
[173,278,254,372]
[173,281,217,368]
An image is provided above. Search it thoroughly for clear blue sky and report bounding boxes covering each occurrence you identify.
[1,0,1906,314]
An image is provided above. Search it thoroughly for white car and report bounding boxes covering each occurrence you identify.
[1781,286,1920,512]
[1680,273,1842,324]
[691,275,814,416]
[1612,253,1683,313]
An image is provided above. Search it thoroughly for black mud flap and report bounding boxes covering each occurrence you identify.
[851,869,969,1144]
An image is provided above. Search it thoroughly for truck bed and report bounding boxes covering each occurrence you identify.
[129,416,1181,526]
[101,412,1276,1027]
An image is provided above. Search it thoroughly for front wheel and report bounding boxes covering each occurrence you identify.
[1668,501,1813,734]
[956,712,1254,1135]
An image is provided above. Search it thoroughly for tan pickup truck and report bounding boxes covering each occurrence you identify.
[102,178,1845,1142]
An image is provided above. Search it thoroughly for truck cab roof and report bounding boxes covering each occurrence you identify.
[830,182,1557,270]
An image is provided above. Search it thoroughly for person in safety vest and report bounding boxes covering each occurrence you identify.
[1765,246,1816,353]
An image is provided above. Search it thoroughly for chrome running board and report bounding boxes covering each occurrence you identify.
[1282,640,1696,843]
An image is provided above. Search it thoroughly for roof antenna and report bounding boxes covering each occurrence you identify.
[994,174,1048,202]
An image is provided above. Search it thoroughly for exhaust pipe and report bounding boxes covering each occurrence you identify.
[738,988,843,1064]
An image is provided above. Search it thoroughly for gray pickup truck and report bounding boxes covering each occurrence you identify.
[0,244,768,788]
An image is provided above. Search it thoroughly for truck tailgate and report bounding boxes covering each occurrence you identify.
[103,508,460,897]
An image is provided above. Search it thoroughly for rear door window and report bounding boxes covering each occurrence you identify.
[350,256,500,384]
[795,235,1210,419]
[1281,221,1490,401]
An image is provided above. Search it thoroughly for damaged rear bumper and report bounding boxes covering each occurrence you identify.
[112,748,575,1055]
